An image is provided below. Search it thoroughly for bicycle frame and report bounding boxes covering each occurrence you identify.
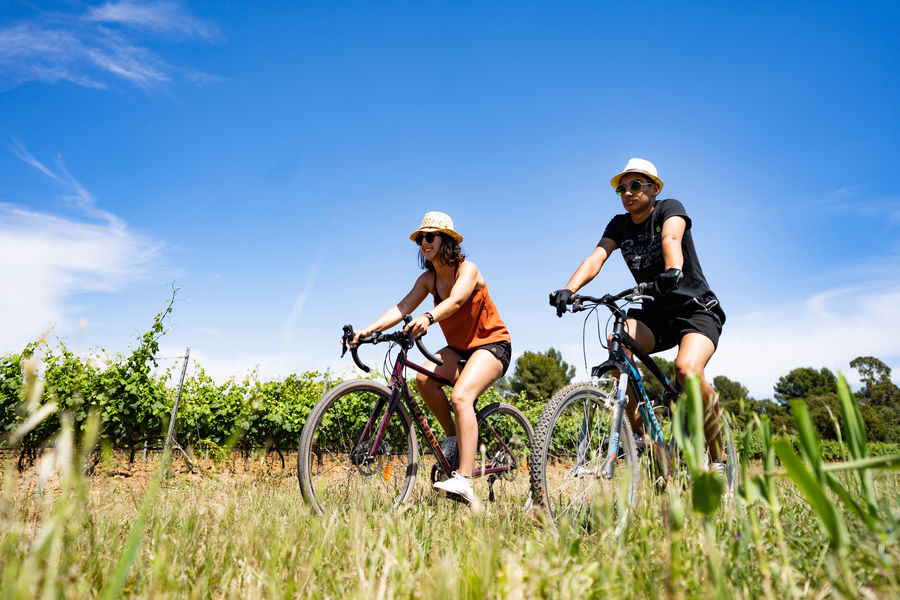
[592,308,681,479]
[354,346,520,479]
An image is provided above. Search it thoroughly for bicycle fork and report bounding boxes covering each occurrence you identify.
[601,373,629,479]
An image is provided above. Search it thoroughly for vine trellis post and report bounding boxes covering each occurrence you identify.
[162,347,190,473]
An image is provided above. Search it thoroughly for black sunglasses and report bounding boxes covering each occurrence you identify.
[615,180,654,196]
[415,232,440,245]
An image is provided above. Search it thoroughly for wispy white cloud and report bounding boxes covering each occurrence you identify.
[87,1,221,41]
[0,204,163,351]
[711,282,900,399]
[193,326,222,336]
[155,345,334,386]
[11,140,124,229]
[788,185,900,222]
[0,145,163,352]
[0,2,221,92]
[281,249,326,347]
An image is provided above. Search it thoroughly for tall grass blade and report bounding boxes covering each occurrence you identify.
[685,373,705,469]
[822,455,900,472]
[835,374,878,508]
[825,473,883,537]
[789,400,824,480]
[98,450,165,600]
[836,374,867,459]
[774,439,847,549]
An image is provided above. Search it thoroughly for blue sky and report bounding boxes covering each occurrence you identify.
[1,1,898,398]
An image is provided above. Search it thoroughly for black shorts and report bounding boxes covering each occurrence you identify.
[627,302,724,353]
[453,341,512,376]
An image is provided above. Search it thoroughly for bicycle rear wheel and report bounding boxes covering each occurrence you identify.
[529,381,640,534]
[298,379,419,514]
[474,403,535,509]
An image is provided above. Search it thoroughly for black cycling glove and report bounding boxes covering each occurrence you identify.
[549,289,573,317]
[654,268,684,295]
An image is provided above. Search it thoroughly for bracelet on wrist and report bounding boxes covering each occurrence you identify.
[424,312,435,324]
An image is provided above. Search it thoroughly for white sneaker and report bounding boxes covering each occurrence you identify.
[440,436,458,466]
[433,471,476,504]
[712,460,733,492]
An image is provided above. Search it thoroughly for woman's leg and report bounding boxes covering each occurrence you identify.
[448,349,504,477]
[414,347,463,436]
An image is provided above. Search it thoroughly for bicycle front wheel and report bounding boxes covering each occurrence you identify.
[298,379,419,514]
[529,381,640,533]
[475,403,535,509]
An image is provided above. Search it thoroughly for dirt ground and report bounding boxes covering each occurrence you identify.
[1,446,302,499]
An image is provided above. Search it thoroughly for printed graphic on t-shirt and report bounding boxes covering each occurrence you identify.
[620,230,663,278]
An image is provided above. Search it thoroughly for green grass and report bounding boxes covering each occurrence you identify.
[3,451,900,599]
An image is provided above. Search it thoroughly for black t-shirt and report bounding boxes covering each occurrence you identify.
[601,198,724,319]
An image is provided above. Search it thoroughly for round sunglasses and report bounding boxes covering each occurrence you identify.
[615,180,655,196]
[415,232,440,245]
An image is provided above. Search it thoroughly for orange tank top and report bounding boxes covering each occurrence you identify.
[433,272,510,350]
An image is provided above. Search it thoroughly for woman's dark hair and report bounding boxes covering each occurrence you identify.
[418,233,466,271]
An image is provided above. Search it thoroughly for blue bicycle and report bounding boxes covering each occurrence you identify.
[528,283,738,532]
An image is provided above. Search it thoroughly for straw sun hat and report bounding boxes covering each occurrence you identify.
[609,157,664,192]
[409,211,463,244]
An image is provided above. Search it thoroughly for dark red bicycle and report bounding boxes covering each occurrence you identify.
[298,316,534,513]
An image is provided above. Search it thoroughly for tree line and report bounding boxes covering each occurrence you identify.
[3,299,898,466]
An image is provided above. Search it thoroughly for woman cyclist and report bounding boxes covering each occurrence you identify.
[350,211,512,504]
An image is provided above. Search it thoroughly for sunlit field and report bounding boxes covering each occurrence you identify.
[3,447,899,599]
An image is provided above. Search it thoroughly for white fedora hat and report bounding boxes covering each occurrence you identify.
[609,158,664,192]
[409,211,463,244]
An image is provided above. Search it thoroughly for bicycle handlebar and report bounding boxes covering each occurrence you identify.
[340,315,444,373]
[567,282,657,313]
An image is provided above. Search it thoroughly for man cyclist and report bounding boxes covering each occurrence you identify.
[550,158,730,482]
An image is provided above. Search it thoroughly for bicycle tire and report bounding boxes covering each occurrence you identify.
[529,380,639,534]
[474,402,535,508]
[298,379,419,514]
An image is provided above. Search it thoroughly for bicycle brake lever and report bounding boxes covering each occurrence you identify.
[341,324,353,357]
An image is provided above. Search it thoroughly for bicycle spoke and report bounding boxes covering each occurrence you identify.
[474,404,534,508]
[299,380,418,513]
[530,382,639,533]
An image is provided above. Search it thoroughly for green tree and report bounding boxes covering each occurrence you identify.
[805,392,841,440]
[774,367,837,403]
[850,356,899,407]
[500,348,574,407]
[713,375,749,403]
[712,374,754,429]
[850,356,900,442]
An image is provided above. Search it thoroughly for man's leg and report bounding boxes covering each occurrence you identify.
[673,333,724,462]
